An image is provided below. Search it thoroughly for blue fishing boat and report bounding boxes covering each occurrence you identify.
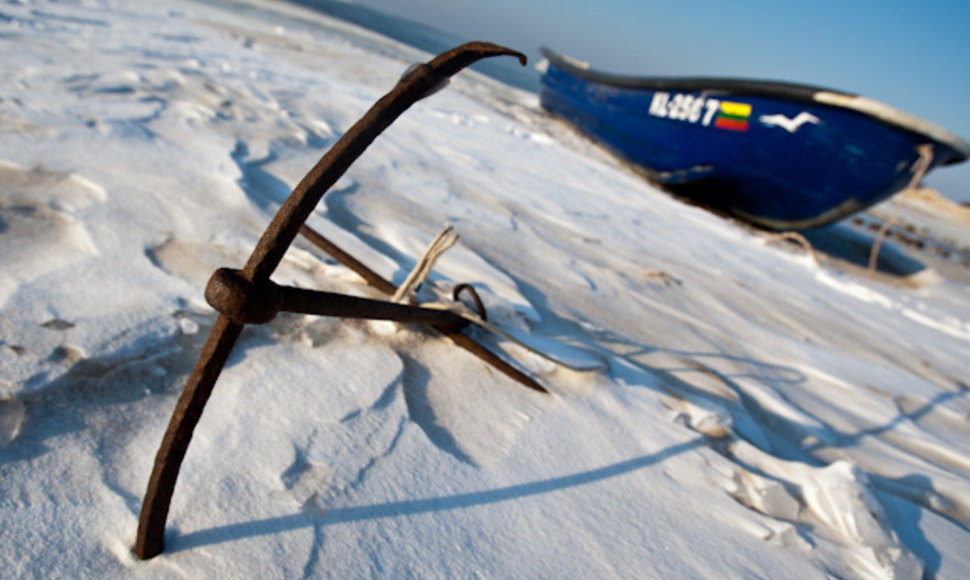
[539,48,970,230]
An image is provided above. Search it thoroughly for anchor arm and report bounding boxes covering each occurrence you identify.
[242,42,526,285]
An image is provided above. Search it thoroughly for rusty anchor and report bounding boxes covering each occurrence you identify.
[134,42,537,560]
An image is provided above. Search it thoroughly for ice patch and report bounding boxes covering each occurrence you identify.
[730,441,923,578]
[731,467,802,521]
[802,462,922,579]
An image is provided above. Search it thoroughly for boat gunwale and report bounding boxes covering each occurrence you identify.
[540,47,970,162]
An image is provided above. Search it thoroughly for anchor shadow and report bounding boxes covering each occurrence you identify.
[170,436,702,553]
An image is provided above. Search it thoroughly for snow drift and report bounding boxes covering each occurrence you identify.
[2,1,969,578]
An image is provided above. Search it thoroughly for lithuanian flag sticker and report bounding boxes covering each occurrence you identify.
[714,101,751,131]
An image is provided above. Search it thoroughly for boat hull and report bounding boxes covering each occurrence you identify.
[539,51,969,230]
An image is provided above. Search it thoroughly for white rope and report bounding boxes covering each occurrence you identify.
[868,144,933,276]
[392,224,459,304]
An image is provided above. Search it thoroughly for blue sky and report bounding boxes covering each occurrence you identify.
[349,0,970,201]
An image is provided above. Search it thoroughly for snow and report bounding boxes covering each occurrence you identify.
[2,0,969,578]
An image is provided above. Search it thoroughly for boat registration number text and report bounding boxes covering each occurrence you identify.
[648,92,751,131]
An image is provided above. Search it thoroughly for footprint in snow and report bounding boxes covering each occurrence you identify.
[0,395,26,447]
[0,162,104,306]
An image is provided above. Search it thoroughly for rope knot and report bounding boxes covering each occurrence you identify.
[204,268,283,324]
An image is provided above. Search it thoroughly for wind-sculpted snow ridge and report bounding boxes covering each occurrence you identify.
[2,0,970,578]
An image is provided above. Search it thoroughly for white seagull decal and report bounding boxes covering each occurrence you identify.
[759,111,820,133]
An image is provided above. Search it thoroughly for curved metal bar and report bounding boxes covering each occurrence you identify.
[134,315,243,559]
[452,283,488,322]
[135,42,526,560]
[299,224,548,394]
[298,224,397,295]
[243,42,526,284]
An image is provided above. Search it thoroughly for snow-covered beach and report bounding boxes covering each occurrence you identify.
[2,1,969,578]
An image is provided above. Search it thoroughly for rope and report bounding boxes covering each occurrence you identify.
[392,224,460,303]
[868,144,933,276]
[763,231,819,265]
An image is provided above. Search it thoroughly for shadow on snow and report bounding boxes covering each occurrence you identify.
[169,437,703,552]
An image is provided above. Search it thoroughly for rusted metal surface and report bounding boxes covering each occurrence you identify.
[242,43,526,285]
[452,283,487,321]
[135,314,243,559]
[299,224,547,393]
[205,267,469,330]
[135,42,527,560]
[441,331,548,393]
[299,224,397,295]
